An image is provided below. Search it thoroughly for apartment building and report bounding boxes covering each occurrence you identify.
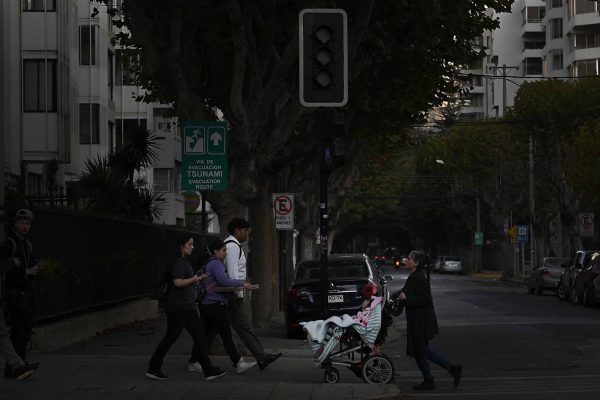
[0,0,190,225]
[459,0,600,120]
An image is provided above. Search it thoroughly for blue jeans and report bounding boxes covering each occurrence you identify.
[415,346,451,380]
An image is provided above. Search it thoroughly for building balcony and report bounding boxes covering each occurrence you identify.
[522,22,544,37]
[522,48,543,60]
[569,11,600,31]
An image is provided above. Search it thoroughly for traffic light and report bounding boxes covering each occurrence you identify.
[299,9,347,107]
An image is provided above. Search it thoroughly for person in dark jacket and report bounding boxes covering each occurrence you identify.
[0,208,42,371]
[399,250,462,391]
[146,236,227,381]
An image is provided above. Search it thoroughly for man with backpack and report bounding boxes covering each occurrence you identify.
[224,218,281,370]
[0,209,38,379]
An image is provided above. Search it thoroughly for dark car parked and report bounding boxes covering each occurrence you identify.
[527,257,570,295]
[573,252,600,306]
[557,250,599,302]
[285,254,391,338]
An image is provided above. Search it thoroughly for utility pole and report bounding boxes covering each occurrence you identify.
[488,64,519,116]
[529,135,536,272]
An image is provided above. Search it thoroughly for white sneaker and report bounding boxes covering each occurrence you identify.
[235,357,257,374]
[187,362,204,373]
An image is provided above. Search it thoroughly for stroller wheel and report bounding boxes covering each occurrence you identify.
[324,367,340,384]
[361,354,395,384]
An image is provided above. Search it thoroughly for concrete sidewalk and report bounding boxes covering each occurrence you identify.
[2,311,404,400]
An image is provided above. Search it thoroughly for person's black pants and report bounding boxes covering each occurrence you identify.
[5,292,34,362]
[196,302,241,367]
[149,307,214,372]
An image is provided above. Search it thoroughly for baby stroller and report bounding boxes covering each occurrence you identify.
[301,296,396,384]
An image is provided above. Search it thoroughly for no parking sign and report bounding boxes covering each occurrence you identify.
[273,193,294,230]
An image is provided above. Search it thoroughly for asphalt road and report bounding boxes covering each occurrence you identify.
[378,262,600,400]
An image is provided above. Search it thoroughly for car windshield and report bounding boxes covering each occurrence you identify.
[445,257,460,262]
[295,261,369,280]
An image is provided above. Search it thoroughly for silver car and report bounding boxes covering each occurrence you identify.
[527,257,569,295]
[434,256,463,274]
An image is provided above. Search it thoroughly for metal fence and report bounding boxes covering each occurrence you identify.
[11,208,216,324]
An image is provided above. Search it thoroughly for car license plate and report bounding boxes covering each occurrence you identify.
[328,294,344,303]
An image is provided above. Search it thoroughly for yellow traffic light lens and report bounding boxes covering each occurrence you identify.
[315,48,332,65]
[315,26,332,44]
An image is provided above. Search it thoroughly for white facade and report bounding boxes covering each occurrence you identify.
[0,0,193,226]
[459,0,600,120]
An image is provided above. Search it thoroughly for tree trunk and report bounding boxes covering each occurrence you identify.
[248,173,278,327]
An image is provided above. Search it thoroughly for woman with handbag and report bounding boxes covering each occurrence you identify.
[399,250,462,391]
[190,239,256,375]
[146,236,228,381]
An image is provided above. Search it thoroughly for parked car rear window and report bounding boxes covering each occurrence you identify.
[545,258,568,268]
[445,257,461,262]
[295,262,368,280]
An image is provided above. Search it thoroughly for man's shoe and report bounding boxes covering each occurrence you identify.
[205,367,228,381]
[7,364,35,380]
[187,362,204,373]
[235,357,257,374]
[145,369,168,380]
[449,364,462,388]
[412,378,435,391]
[258,352,282,370]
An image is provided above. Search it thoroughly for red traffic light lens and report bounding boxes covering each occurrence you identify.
[314,26,332,44]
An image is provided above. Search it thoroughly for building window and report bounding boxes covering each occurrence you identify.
[573,59,599,76]
[523,7,545,24]
[524,58,543,75]
[80,103,100,144]
[550,0,562,8]
[551,18,563,39]
[22,0,56,11]
[108,51,114,100]
[551,49,564,70]
[79,26,97,66]
[116,49,138,86]
[572,0,598,15]
[524,40,546,50]
[153,167,180,193]
[23,59,57,112]
[108,121,115,153]
[573,32,600,49]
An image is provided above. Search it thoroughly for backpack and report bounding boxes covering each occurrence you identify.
[224,239,242,260]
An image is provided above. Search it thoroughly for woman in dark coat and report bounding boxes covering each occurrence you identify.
[399,250,462,390]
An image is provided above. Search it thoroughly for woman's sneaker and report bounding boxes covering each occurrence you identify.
[145,369,168,380]
[187,362,204,373]
[205,367,228,381]
[235,357,257,374]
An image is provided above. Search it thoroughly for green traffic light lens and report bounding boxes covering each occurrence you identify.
[315,26,332,44]
[315,70,332,87]
[316,48,332,65]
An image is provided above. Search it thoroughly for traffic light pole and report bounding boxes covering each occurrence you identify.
[318,108,334,319]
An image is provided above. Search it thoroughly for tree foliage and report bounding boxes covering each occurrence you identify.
[103,0,513,322]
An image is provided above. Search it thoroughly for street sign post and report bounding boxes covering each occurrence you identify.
[181,121,228,192]
[474,232,484,246]
[579,213,594,237]
[517,225,528,243]
[273,193,294,230]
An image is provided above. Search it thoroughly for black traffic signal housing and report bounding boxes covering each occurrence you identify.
[299,9,348,107]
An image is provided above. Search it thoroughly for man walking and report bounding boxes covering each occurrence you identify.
[224,218,281,370]
[0,209,37,380]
